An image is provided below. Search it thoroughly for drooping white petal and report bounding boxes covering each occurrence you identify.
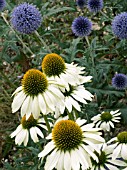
[12,86,22,96]
[15,129,27,145]
[48,85,64,99]
[109,159,127,167]
[12,91,26,113]
[38,94,46,114]
[71,93,87,104]
[30,127,39,143]
[45,149,60,170]
[32,96,40,119]
[121,144,127,159]
[76,118,87,127]
[106,163,119,170]
[23,130,29,146]
[21,95,31,117]
[64,151,71,170]
[56,151,64,170]
[68,96,81,111]
[38,141,55,158]
[112,144,122,160]
[70,149,80,170]
[25,96,33,120]
[10,124,22,138]
[65,97,72,112]
[84,132,105,142]
[35,127,44,139]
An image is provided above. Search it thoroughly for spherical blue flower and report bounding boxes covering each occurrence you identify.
[112,73,127,90]
[0,0,6,11]
[71,16,92,37]
[11,3,42,34]
[76,0,87,9]
[87,0,103,13]
[112,12,127,39]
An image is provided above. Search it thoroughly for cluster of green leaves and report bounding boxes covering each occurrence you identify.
[1,0,127,169]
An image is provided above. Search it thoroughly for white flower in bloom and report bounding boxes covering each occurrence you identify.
[10,115,47,146]
[91,110,121,131]
[55,85,93,118]
[90,144,127,170]
[12,69,64,120]
[41,53,92,91]
[38,118,105,170]
[107,131,127,160]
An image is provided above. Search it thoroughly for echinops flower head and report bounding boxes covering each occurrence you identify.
[71,16,92,37]
[112,12,127,39]
[76,0,87,9]
[38,118,105,170]
[87,0,103,13]
[11,3,42,34]
[0,0,6,11]
[112,73,127,90]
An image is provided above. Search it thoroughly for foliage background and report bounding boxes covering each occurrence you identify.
[1,0,127,169]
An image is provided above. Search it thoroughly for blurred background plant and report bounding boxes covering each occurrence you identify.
[1,0,127,169]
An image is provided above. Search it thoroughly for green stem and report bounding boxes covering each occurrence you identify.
[1,12,34,55]
[43,114,51,133]
[34,30,52,53]
[0,70,16,88]
[85,36,90,47]
[73,108,79,119]
[67,110,75,121]
[100,11,112,20]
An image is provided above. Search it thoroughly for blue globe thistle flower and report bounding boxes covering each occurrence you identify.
[11,3,42,34]
[76,0,87,9]
[112,73,127,90]
[87,0,103,13]
[71,16,92,37]
[0,0,6,11]
[112,12,127,39]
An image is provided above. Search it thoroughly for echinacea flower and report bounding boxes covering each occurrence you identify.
[87,0,103,13]
[90,144,127,170]
[0,0,6,11]
[11,3,41,34]
[112,12,127,39]
[12,69,64,120]
[91,110,121,132]
[55,85,93,118]
[112,73,127,90]
[76,0,87,9]
[38,118,105,170]
[71,16,92,37]
[108,131,127,160]
[42,53,91,91]
[10,114,47,146]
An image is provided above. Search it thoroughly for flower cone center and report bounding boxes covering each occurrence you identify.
[22,69,48,96]
[52,120,83,151]
[42,53,66,77]
[21,115,37,129]
[101,112,112,122]
[117,131,127,143]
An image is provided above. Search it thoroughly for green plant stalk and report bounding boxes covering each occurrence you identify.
[34,30,52,53]
[1,86,11,100]
[73,108,79,119]
[1,12,34,55]
[85,36,90,47]
[67,110,75,121]
[0,70,16,89]
[43,114,51,133]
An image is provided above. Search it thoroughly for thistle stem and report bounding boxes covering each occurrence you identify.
[85,36,90,47]
[1,12,34,55]
[34,30,52,53]
[43,114,51,133]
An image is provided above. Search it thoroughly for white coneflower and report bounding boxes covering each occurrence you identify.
[38,118,105,170]
[91,110,121,131]
[12,69,64,120]
[41,53,92,91]
[108,131,127,160]
[90,144,127,170]
[55,85,93,118]
[10,114,47,146]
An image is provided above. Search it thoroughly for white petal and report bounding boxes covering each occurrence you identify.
[48,85,64,99]
[10,124,22,138]
[64,151,71,170]
[21,95,31,117]
[12,91,26,113]
[43,91,55,111]
[45,149,59,170]
[65,97,72,112]
[32,96,40,119]
[15,129,27,145]
[112,144,122,159]
[38,141,55,158]
[71,93,87,104]
[106,163,119,170]
[76,118,87,127]
[25,96,33,120]
[35,127,44,139]
[68,96,81,111]
[109,159,127,166]
[30,127,39,143]
[56,151,64,170]
[38,94,46,114]
[12,86,22,96]
[84,133,105,142]
[121,144,127,159]
[24,130,29,146]
[70,149,80,170]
